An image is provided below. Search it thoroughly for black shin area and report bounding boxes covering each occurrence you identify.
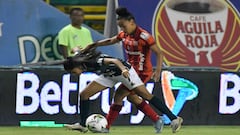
[80,99,90,127]
[149,96,177,120]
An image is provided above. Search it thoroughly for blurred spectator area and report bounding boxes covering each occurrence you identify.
[44,0,107,33]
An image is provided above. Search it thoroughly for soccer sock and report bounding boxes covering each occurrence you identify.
[149,96,177,121]
[80,99,90,127]
[106,104,122,129]
[136,100,159,122]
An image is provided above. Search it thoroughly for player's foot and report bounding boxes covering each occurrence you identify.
[65,123,88,133]
[100,128,109,133]
[170,117,183,133]
[153,117,164,133]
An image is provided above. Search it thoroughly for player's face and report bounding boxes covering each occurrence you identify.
[71,67,83,75]
[70,10,84,26]
[117,19,135,34]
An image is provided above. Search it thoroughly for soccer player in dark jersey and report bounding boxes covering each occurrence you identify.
[80,7,183,133]
[63,50,183,133]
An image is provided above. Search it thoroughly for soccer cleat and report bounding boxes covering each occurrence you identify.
[170,117,183,133]
[153,117,164,133]
[65,123,88,133]
[100,128,109,133]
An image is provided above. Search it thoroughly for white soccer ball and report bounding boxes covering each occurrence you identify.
[85,114,108,133]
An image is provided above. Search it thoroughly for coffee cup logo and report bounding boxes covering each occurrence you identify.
[166,0,227,64]
[153,0,240,71]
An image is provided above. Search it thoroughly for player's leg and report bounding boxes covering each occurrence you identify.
[127,94,164,133]
[66,80,108,132]
[106,84,130,129]
[66,75,112,133]
[127,94,159,122]
[105,68,164,133]
[132,85,183,133]
[80,81,108,126]
[134,74,161,123]
[127,72,164,133]
[124,68,183,133]
[125,67,178,123]
[81,75,118,133]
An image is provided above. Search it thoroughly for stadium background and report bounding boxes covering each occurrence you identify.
[0,0,239,127]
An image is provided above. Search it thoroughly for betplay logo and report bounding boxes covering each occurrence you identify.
[15,72,154,124]
[219,73,240,114]
[16,71,198,124]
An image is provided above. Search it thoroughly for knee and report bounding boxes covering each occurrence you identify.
[113,94,124,102]
[80,91,89,100]
[138,92,153,101]
[113,93,126,105]
[127,95,142,105]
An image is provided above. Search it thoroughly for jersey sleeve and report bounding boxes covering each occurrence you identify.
[96,57,104,66]
[116,31,125,41]
[96,54,113,66]
[140,32,156,46]
[58,28,68,46]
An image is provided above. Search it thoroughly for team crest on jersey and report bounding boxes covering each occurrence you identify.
[153,0,240,71]
[140,32,150,40]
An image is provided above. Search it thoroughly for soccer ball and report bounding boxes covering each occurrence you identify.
[85,114,108,133]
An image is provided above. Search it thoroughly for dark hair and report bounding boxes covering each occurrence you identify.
[116,7,135,21]
[69,8,84,15]
[63,57,75,71]
[63,57,86,72]
[63,49,101,71]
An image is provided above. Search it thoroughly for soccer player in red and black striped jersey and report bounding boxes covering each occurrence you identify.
[79,7,183,133]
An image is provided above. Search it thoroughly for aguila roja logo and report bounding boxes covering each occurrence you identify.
[153,0,240,71]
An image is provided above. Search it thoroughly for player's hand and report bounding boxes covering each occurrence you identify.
[122,69,130,78]
[151,70,161,82]
[71,46,82,54]
[81,43,96,53]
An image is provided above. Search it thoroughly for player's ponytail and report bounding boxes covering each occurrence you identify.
[63,49,101,71]
[116,7,135,20]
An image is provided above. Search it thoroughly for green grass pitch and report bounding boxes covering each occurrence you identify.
[0,126,239,135]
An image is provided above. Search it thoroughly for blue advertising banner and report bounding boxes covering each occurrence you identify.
[118,0,240,72]
[0,0,123,65]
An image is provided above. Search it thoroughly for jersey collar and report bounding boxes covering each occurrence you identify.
[127,26,141,39]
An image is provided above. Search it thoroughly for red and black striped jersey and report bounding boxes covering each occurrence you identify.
[117,26,155,80]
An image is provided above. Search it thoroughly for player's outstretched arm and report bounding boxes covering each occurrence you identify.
[94,36,119,47]
[103,58,129,78]
[81,36,119,53]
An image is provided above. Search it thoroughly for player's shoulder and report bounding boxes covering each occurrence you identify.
[118,31,125,35]
[138,27,153,41]
[117,31,125,39]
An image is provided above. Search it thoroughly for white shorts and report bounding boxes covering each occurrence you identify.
[94,67,144,90]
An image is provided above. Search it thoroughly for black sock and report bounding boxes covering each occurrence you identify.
[149,96,177,121]
[80,99,90,127]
